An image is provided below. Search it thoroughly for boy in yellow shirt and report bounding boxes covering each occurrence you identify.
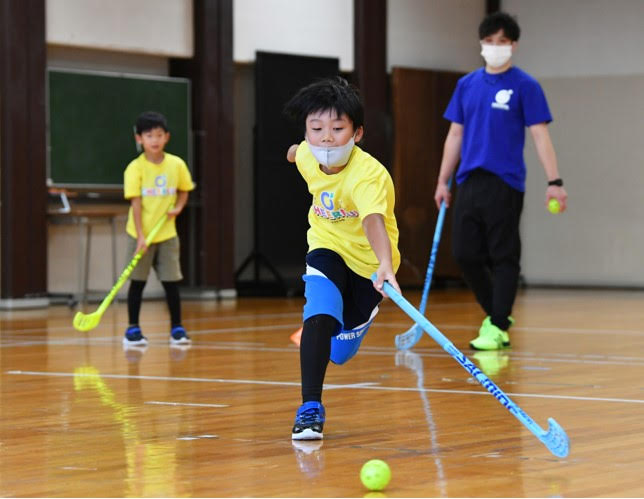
[122,111,195,348]
[283,77,401,440]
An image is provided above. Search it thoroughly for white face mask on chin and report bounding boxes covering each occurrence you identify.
[480,44,513,68]
[306,136,355,168]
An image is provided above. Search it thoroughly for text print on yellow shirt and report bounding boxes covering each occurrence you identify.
[312,191,359,222]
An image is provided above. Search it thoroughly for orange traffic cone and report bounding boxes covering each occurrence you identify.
[290,327,303,347]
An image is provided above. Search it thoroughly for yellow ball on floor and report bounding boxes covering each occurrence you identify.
[360,459,391,491]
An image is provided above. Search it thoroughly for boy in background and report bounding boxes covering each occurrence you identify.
[283,77,401,440]
[434,12,568,351]
[122,111,195,347]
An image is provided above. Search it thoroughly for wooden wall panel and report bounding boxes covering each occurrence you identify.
[391,67,463,286]
[354,0,389,166]
[170,0,234,290]
[0,0,48,300]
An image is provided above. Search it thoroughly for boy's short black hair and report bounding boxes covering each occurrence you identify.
[135,111,169,134]
[283,76,364,133]
[479,11,521,41]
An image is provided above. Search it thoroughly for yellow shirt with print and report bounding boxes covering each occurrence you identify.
[124,152,195,243]
[295,141,400,279]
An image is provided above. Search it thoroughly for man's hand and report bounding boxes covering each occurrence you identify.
[546,185,568,212]
[434,181,452,209]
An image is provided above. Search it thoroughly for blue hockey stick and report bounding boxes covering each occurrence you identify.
[396,177,452,350]
[377,277,570,458]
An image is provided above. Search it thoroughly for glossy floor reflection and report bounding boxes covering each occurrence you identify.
[2,288,644,496]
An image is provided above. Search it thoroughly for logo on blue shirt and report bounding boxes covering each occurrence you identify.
[491,89,514,111]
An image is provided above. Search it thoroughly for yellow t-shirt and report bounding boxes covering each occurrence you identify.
[124,152,195,243]
[295,141,400,279]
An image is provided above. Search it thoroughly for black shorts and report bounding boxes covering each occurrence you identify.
[305,248,382,330]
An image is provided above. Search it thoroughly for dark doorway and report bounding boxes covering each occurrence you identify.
[236,52,339,296]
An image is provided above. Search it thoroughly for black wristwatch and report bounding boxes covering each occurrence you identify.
[548,178,563,187]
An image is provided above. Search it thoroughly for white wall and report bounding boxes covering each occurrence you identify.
[48,46,169,76]
[233,0,354,71]
[388,0,486,72]
[234,0,487,73]
[504,0,644,286]
[46,0,193,58]
[504,0,644,78]
[521,74,644,286]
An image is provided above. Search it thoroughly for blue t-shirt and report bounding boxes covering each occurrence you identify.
[444,66,552,192]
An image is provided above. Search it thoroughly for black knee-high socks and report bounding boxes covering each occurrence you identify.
[161,280,182,326]
[127,280,146,325]
[300,314,339,403]
[127,279,182,327]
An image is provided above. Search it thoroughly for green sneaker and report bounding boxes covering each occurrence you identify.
[470,316,514,350]
[486,316,514,346]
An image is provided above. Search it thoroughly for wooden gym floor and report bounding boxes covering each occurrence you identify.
[2,287,644,497]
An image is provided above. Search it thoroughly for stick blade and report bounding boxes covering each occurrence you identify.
[540,417,570,458]
[395,324,423,350]
[72,311,101,332]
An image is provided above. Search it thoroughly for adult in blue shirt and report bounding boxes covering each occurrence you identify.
[434,12,568,351]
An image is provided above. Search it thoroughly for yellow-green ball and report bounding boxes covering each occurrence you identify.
[548,198,561,214]
[360,459,391,491]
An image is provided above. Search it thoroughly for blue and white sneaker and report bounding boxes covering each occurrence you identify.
[292,401,325,440]
[170,325,191,346]
[123,325,148,347]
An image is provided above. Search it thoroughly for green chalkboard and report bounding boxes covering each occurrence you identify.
[47,69,191,187]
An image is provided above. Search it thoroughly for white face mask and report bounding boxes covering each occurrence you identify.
[306,136,355,168]
[480,44,513,68]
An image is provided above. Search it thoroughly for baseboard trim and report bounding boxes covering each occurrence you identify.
[0,297,50,310]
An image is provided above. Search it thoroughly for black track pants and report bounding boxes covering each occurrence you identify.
[451,169,524,331]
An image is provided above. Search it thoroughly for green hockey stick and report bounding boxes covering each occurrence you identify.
[73,212,169,332]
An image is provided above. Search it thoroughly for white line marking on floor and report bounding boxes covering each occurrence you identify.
[145,401,229,408]
[7,369,644,405]
[176,434,218,440]
[5,334,644,368]
[6,370,378,390]
[8,314,644,337]
[380,322,644,337]
[0,312,304,334]
[325,382,380,390]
